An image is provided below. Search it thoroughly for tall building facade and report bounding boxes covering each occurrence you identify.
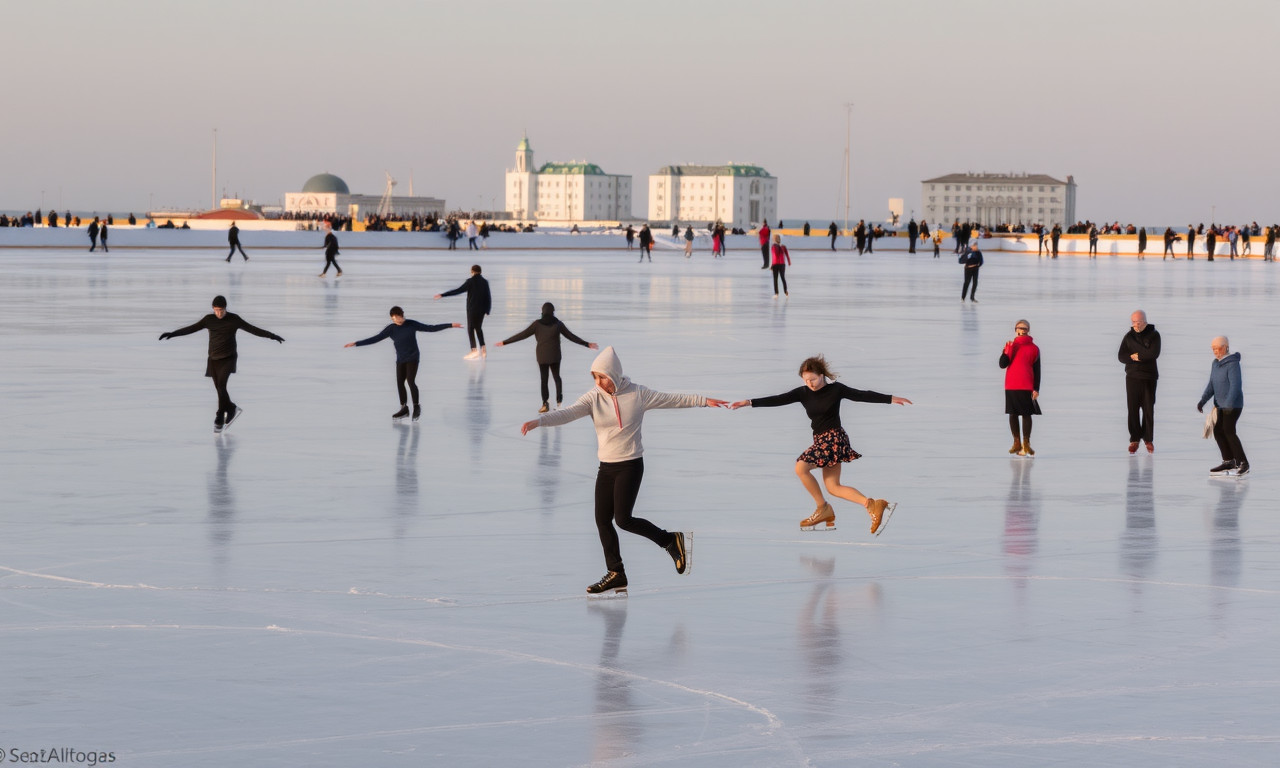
[648,164,776,229]
[504,136,632,223]
[921,173,1076,227]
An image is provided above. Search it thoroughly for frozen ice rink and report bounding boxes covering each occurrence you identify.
[2,243,1279,766]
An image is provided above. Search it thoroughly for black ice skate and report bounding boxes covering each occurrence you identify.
[222,406,243,431]
[666,532,690,575]
[586,571,628,597]
[1209,460,1236,476]
[392,405,410,421]
[411,403,421,422]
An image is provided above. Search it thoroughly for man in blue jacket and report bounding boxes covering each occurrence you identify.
[1197,336,1248,476]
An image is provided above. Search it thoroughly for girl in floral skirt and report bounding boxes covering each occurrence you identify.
[730,355,912,534]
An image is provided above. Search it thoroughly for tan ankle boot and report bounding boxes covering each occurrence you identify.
[1009,439,1022,455]
[801,503,836,529]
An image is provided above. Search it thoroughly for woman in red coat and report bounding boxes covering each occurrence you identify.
[1000,319,1041,456]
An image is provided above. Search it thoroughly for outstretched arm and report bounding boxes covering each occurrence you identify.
[239,319,284,343]
[558,323,593,348]
[405,319,457,334]
[499,321,538,347]
[159,316,209,341]
[349,326,392,348]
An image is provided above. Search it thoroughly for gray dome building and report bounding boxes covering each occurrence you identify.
[285,172,444,219]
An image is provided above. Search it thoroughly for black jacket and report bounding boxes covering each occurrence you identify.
[1117,324,1161,380]
[441,274,492,316]
[502,316,590,364]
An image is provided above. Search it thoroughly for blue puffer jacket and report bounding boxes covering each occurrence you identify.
[1199,351,1243,409]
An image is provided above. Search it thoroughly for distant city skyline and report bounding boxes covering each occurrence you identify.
[3,0,1277,225]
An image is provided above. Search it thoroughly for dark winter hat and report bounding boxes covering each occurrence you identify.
[212,295,227,308]
[389,306,404,317]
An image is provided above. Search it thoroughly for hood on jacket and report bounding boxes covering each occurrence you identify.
[1215,351,1241,366]
[539,302,557,325]
[591,346,630,392]
[1011,334,1035,348]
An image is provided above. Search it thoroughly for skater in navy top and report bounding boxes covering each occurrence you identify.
[730,355,911,534]
[345,306,461,421]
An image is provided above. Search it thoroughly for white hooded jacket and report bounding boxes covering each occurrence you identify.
[538,346,707,462]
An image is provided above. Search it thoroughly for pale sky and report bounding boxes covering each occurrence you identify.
[4,0,1277,225]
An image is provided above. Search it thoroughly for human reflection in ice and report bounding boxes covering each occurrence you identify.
[1208,478,1245,621]
[392,422,420,539]
[796,555,841,722]
[464,363,491,464]
[534,426,562,517]
[1002,458,1040,606]
[587,599,639,762]
[323,278,340,321]
[1120,458,1157,595]
[206,434,238,577]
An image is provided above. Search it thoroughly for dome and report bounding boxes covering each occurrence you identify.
[301,173,350,194]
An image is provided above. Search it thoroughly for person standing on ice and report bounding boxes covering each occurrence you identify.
[1198,336,1248,476]
[318,227,342,277]
[729,355,911,534]
[434,264,491,360]
[1118,310,1160,454]
[520,347,727,596]
[1000,319,1041,457]
[226,222,248,261]
[495,302,598,413]
[87,217,100,251]
[158,295,284,433]
[344,306,461,422]
[960,241,982,302]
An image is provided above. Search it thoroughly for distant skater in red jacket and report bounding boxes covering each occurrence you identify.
[1000,319,1041,457]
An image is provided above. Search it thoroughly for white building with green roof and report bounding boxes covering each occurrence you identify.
[505,136,632,223]
[648,164,777,229]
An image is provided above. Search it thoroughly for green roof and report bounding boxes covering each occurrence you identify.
[301,173,350,194]
[654,164,772,177]
[517,136,531,152]
[538,162,606,175]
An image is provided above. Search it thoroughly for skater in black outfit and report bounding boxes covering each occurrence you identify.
[730,355,911,534]
[99,219,109,252]
[434,264,491,359]
[1118,310,1160,453]
[158,295,284,433]
[345,306,461,421]
[496,302,599,413]
[318,229,342,277]
[960,243,982,301]
[87,217,100,251]
[226,223,248,261]
[637,225,653,261]
[520,347,727,596]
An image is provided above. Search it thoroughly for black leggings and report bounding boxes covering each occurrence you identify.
[466,310,486,349]
[396,361,420,405]
[539,362,563,404]
[594,458,672,573]
[209,357,236,423]
[962,269,979,299]
[322,253,341,274]
[1009,414,1033,442]
[1213,407,1248,465]
[772,264,788,294]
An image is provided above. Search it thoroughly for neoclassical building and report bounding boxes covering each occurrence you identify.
[921,172,1076,227]
[504,136,632,223]
[283,173,445,218]
[648,164,776,229]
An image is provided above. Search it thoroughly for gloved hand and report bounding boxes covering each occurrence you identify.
[272,335,285,343]
[1196,402,1204,414]
[158,332,172,341]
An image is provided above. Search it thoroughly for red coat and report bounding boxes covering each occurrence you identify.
[1001,335,1040,391]
[771,243,791,266]
[758,225,771,245]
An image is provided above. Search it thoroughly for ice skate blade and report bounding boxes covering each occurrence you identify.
[873,502,898,537]
[801,524,838,532]
[587,588,628,599]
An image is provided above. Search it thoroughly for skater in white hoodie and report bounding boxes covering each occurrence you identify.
[521,347,727,596]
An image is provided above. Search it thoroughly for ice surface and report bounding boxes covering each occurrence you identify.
[2,245,1279,766]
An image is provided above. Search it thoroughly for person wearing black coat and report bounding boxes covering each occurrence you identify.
[435,264,492,358]
[1118,310,1161,453]
[637,225,653,262]
[959,243,983,302]
[318,230,341,276]
[496,302,598,411]
[87,217,100,251]
[907,218,919,253]
[1137,227,1147,259]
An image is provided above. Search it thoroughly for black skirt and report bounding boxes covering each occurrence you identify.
[1005,389,1041,416]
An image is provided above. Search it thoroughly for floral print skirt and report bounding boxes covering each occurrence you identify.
[798,427,862,468]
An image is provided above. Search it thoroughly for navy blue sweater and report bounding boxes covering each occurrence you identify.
[356,320,452,362]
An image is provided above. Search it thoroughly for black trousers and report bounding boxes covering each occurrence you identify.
[594,458,672,573]
[539,361,563,404]
[761,243,770,267]
[1126,377,1157,443]
[830,234,837,251]
[322,253,340,273]
[228,242,247,259]
[772,264,788,294]
[396,360,420,405]
[1213,407,1248,465]
[962,269,979,299]
[208,356,236,423]
[466,310,486,348]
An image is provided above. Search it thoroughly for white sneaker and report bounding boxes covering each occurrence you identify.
[463,350,480,360]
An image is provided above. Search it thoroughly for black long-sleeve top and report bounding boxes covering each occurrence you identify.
[1117,324,1161,380]
[440,274,492,315]
[166,312,281,360]
[355,320,452,363]
[751,382,892,435]
[501,317,590,364]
